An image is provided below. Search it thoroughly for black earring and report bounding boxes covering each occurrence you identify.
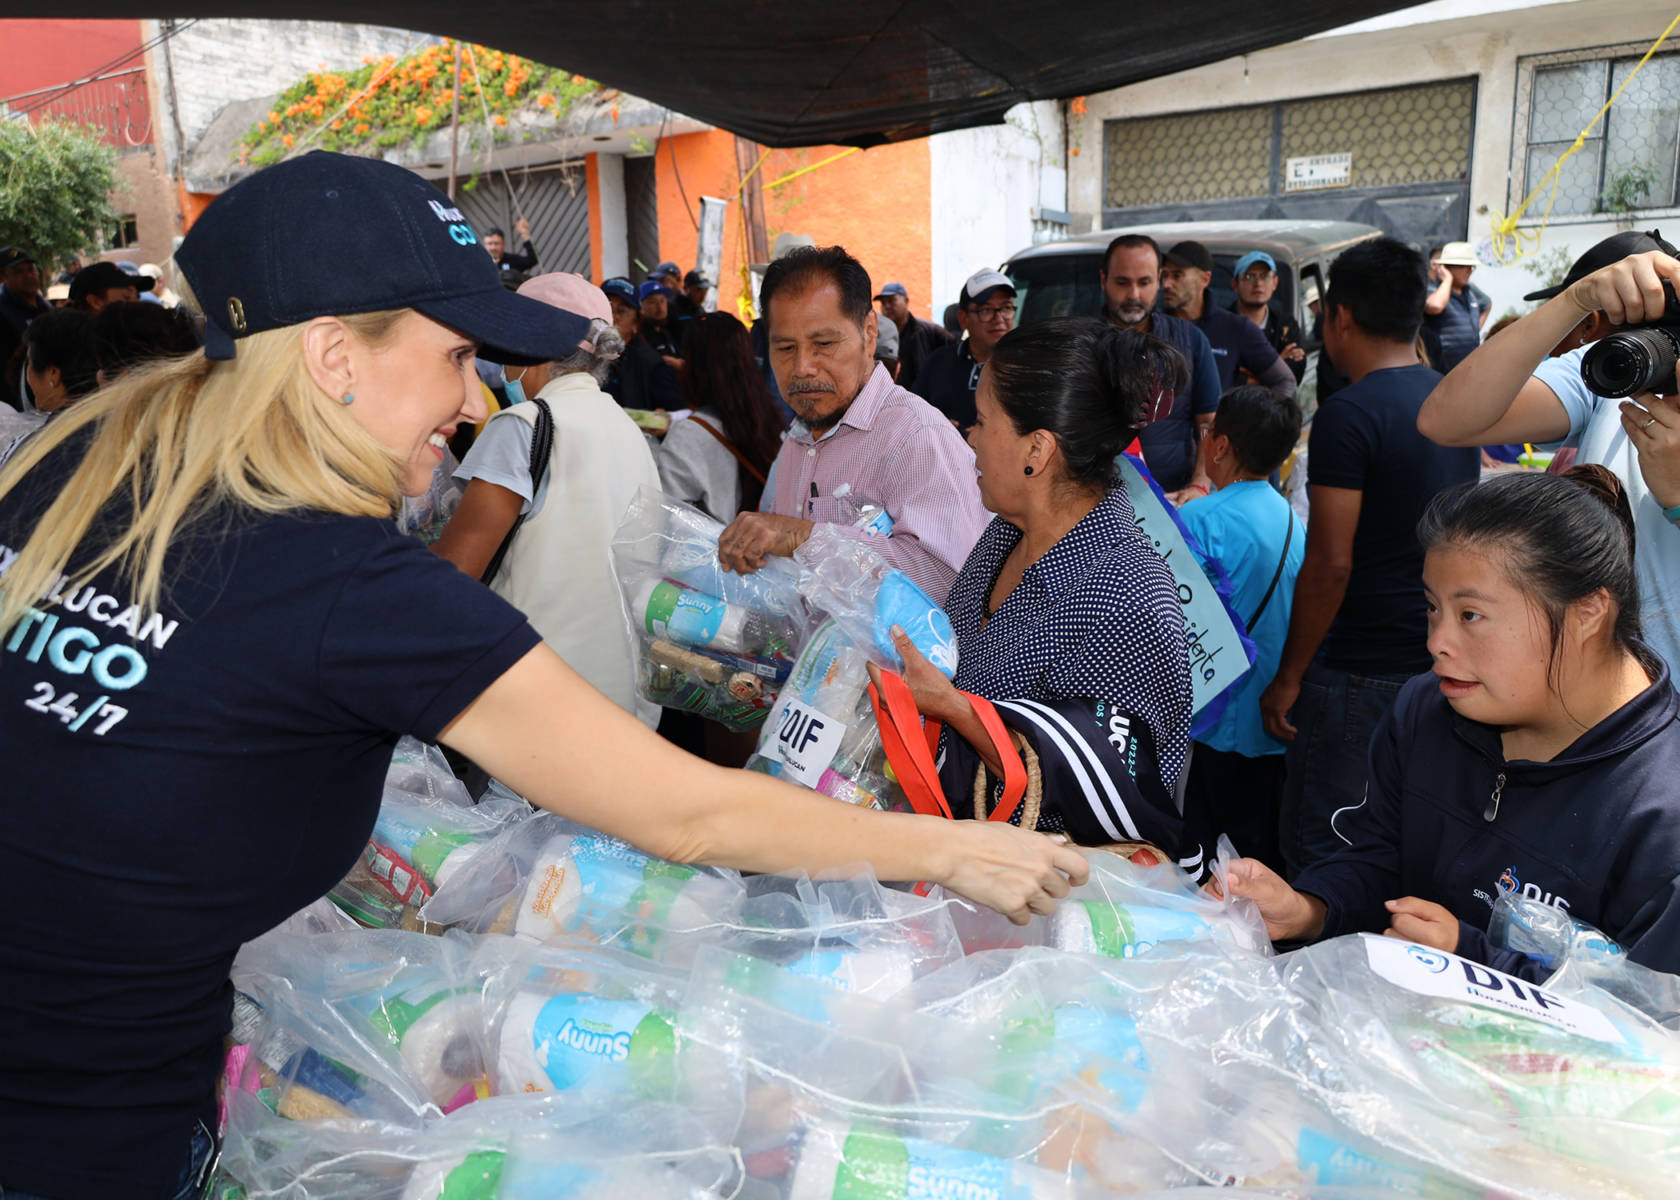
[1023,465,1034,476]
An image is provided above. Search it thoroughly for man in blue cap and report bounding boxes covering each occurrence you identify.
[874,279,951,387]
[637,278,684,368]
[602,276,680,411]
[1230,251,1306,384]
[1161,240,1295,401]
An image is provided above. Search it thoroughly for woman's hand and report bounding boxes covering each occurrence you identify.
[869,624,962,723]
[1224,857,1325,942]
[1564,249,1680,325]
[1384,897,1460,953]
[942,822,1090,924]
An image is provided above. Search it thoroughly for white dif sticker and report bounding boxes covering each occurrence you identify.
[1361,933,1624,1046]
[769,698,846,788]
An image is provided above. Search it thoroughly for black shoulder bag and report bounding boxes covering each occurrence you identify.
[479,398,553,586]
[1244,509,1296,629]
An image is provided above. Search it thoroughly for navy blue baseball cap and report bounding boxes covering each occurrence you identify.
[874,281,908,300]
[174,151,586,365]
[650,260,681,281]
[601,277,640,307]
[638,280,672,302]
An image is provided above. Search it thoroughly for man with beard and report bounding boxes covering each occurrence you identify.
[716,245,990,603]
[1099,234,1220,500]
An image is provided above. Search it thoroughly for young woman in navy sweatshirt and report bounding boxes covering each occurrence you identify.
[1229,467,1680,980]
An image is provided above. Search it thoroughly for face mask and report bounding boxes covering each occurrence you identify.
[504,371,528,406]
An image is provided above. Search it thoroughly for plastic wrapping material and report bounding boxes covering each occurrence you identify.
[612,487,805,731]
[787,1121,1075,1199]
[417,814,746,965]
[327,739,530,931]
[400,449,464,544]
[229,930,484,1123]
[949,844,1269,962]
[214,1092,738,1199]
[472,938,740,1134]
[1271,934,1680,1197]
[745,531,953,812]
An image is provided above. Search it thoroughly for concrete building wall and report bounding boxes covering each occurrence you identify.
[103,148,179,270]
[651,129,935,323]
[151,19,419,171]
[929,100,1066,318]
[1064,0,1677,318]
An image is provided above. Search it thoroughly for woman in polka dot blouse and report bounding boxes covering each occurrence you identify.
[884,318,1197,862]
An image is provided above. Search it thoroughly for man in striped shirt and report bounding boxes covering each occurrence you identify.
[716,245,992,603]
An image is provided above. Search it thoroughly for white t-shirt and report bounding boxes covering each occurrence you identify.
[1534,346,1680,673]
[656,407,744,524]
[454,375,661,727]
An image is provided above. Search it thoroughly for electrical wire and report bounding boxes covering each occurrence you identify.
[658,106,700,231]
[10,20,199,116]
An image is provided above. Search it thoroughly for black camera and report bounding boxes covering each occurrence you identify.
[1581,280,1680,397]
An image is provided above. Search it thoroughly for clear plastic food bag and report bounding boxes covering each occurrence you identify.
[611,487,806,731]
[745,528,956,813]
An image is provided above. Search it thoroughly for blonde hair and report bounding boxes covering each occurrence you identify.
[0,310,410,637]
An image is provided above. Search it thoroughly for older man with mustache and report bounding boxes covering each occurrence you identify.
[716,246,991,603]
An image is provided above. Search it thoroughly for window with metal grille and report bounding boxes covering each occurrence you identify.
[1102,79,1474,211]
[1521,51,1680,215]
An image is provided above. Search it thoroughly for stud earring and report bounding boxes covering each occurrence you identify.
[340,392,355,405]
[1023,465,1034,476]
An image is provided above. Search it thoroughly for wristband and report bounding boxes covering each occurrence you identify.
[1185,483,1210,497]
[1664,503,1680,524]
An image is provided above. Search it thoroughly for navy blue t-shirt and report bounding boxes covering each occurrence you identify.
[0,440,540,1198]
[1192,301,1283,392]
[1307,363,1478,674]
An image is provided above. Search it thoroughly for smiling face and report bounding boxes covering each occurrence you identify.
[341,312,488,495]
[1424,543,1566,726]
[482,233,505,261]
[767,279,877,431]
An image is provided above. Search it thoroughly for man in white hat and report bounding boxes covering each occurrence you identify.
[1423,241,1491,374]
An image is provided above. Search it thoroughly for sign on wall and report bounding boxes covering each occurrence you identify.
[1285,152,1353,192]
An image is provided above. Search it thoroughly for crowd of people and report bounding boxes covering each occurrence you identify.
[3,147,1680,1197]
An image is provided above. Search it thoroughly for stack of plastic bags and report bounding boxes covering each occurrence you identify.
[214,744,1680,1198]
[610,488,806,732]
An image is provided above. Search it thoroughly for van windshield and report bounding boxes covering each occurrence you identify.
[1007,250,1294,327]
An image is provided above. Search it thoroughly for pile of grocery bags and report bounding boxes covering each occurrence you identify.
[211,739,1680,1199]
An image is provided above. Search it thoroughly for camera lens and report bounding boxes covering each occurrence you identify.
[1581,327,1680,398]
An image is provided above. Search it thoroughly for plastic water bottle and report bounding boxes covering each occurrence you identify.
[832,483,894,536]
[634,577,789,659]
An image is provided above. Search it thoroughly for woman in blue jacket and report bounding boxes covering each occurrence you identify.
[1229,467,1680,979]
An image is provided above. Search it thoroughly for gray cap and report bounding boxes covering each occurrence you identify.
[874,314,900,361]
[961,268,1015,306]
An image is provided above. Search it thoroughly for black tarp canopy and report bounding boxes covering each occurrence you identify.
[61,2,1419,147]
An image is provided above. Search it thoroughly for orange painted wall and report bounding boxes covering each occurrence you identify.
[653,130,935,323]
[584,153,604,282]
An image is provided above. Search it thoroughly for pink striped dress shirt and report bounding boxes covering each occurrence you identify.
[762,363,992,603]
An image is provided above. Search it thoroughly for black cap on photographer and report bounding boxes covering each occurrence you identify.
[1523,229,1680,302]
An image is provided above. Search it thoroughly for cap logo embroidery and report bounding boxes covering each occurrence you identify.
[226,297,247,332]
[428,199,478,247]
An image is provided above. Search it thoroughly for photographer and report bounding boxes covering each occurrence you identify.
[1417,231,1680,674]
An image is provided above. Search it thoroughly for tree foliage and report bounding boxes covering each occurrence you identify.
[0,118,120,268]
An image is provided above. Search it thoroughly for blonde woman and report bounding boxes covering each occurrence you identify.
[0,152,1085,1200]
